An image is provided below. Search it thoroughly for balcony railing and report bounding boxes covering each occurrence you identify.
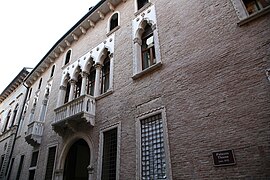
[25,121,44,146]
[53,95,95,135]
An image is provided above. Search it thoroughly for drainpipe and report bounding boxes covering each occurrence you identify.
[4,83,29,179]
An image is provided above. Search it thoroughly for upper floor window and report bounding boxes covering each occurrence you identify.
[3,110,11,132]
[137,0,149,10]
[74,74,82,99]
[141,24,156,70]
[10,104,19,127]
[64,82,71,104]
[38,78,42,90]
[243,0,270,14]
[230,0,270,24]
[28,88,32,100]
[132,6,162,79]
[101,53,110,94]
[109,13,119,31]
[87,67,96,96]
[65,50,72,65]
[50,65,55,78]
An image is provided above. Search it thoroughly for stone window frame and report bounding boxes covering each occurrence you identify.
[132,5,162,79]
[107,11,121,36]
[135,107,172,180]
[43,143,58,179]
[50,64,56,78]
[28,150,40,180]
[134,0,152,15]
[62,49,72,68]
[230,0,270,25]
[97,122,121,180]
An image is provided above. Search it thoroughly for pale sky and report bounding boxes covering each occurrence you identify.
[0,0,100,93]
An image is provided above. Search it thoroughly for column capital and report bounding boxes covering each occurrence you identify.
[81,71,89,78]
[94,63,103,69]
[59,85,66,91]
[87,165,94,174]
[133,37,142,45]
[69,79,77,84]
[109,53,114,58]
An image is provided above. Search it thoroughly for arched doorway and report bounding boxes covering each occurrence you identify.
[63,139,90,180]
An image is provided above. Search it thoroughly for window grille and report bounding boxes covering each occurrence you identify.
[101,128,117,180]
[141,113,167,179]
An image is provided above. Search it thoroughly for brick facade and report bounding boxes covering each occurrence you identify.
[0,0,270,179]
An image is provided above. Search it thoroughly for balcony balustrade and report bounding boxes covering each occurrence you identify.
[25,121,44,146]
[52,95,95,135]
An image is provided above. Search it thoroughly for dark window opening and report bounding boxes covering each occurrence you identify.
[74,75,82,99]
[28,88,32,99]
[45,146,57,180]
[87,67,96,96]
[101,54,110,94]
[101,128,118,180]
[30,151,39,168]
[38,78,42,90]
[50,65,55,78]
[137,0,149,10]
[16,155,24,180]
[28,170,35,180]
[4,111,11,132]
[243,0,270,14]
[10,105,19,127]
[110,13,119,31]
[0,155,4,173]
[65,50,72,65]
[141,24,156,70]
[64,83,71,104]
[7,158,14,180]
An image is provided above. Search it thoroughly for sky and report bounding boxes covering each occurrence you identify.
[0,0,100,93]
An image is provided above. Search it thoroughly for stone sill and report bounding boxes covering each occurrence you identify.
[134,2,152,16]
[132,62,162,80]
[106,26,120,37]
[61,62,70,70]
[238,6,270,26]
[95,89,114,100]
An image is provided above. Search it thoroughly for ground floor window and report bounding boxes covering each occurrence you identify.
[101,128,118,180]
[45,146,57,180]
[141,113,167,179]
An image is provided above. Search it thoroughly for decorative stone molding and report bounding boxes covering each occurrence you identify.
[98,11,105,20]
[133,37,142,45]
[59,85,66,91]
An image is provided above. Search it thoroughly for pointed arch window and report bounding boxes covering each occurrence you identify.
[74,74,82,99]
[38,78,43,90]
[141,23,156,70]
[50,65,55,78]
[28,88,32,100]
[65,50,72,65]
[132,7,162,79]
[87,67,96,96]
[3,110,11,132]
[10,104,19,127]
[101,53,110,94]
[110,13,119,31]
[64,82,71,104]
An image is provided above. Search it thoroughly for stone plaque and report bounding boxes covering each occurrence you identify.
[212,149,236,166]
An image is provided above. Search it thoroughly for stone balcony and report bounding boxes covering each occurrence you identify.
[52,95,96,136]
[25,121,44,146]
